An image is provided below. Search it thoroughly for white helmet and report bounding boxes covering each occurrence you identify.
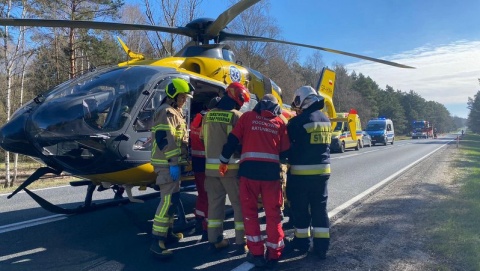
[292,86,323,109]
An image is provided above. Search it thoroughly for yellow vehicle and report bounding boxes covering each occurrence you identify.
[0,0,410,214]
[330,112,363,153]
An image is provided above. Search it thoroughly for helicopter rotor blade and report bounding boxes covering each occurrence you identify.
[0,18,196,37]
[222,32,415,69]
[205,0,261,38]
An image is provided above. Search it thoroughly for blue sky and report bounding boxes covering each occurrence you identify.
[199,0,480,118]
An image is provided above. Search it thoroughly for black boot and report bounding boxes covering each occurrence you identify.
[150,239,173,259]
[197,230,208,243]
[165,228,183,245]
[171,192,187,227]
[194,217,204,234]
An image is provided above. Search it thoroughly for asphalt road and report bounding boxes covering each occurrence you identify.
[0,135,455,271]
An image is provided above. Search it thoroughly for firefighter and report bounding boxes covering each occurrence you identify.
[201,82,249,252]
[149,78,193,259]
[189,96,221,242]
[220,94,290,268]
[285,86,332,260]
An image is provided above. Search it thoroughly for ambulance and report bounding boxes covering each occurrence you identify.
[330,112,363,153]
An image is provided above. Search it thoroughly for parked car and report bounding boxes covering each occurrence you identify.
[361,131,372,148]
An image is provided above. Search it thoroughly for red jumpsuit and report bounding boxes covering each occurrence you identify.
[190,112,208,231]
[220,101,290,261]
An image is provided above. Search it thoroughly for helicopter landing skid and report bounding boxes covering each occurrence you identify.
[23,184,197,233]
[23,184,160,215]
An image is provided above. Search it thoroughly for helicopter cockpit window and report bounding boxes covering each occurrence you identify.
[37,66,159,132]
[133,79,171,132]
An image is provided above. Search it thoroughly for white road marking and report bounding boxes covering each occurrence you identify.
[0,247,47,262]
[231,139,452,271]
[329,140,450,220]
[0,214,67,234]
[231,262,255,271]
[0,185,70,197]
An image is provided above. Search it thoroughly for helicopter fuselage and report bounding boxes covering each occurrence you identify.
[0,55,267,187]
[0,50,336,188]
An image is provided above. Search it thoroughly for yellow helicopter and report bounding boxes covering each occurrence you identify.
[0,0,412,215]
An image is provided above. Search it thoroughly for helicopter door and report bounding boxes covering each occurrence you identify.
[133,89,164,134]
[131,77,191,151]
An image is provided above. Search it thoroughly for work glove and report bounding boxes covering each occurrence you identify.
[170,165,181,181]
[219,164,228,177]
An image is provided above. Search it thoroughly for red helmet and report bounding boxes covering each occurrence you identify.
[226,82,250,107]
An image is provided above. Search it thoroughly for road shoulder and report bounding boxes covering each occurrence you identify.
[278,143,460,270]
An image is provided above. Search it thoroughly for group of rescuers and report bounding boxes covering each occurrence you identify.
[149,77,332,268]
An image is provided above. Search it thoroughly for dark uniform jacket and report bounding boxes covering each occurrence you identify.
[287,101,332,176]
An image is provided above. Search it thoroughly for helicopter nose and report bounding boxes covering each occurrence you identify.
[0,113,38,157]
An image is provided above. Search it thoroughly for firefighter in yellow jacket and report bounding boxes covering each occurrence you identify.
[150,78,193,258]
[201,82,250,252]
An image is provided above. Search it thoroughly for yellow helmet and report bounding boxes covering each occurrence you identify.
[166,78,194,99]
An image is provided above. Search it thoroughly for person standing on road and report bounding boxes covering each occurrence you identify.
[149,78,193,259]
[219,94,290,268]
[201,82,250,252]
[285,86,332,260]
[189,96,221,242]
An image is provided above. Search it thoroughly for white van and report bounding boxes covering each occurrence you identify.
[365,118,395,146]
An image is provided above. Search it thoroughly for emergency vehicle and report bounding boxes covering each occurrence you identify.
[411,120,433,139]
[365,118,395,145]
[330,112,363,153]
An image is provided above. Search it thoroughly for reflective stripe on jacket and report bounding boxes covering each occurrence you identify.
[202,108,242,177]
[287,108,331,176]
[150,103,188,168]
[224,110,290,181]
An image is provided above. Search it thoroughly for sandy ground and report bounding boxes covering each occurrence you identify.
[277,143,462,271]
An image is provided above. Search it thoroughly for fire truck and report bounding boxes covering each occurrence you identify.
[411,120,433,139]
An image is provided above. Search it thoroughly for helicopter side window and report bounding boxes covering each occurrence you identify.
[83,98,102,129]
[133,77,192,133]
[133,86,167,132]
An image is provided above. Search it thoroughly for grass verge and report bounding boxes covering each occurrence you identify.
[426,133,480,270]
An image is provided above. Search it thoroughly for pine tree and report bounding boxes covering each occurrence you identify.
[467,89,480,133]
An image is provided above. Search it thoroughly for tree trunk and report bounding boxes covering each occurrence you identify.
[2,0,12,188]
[69,28,76,78]
[12,153,18,186]
[4,153,11,188]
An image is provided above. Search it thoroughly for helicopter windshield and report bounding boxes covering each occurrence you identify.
[38,66,159,132]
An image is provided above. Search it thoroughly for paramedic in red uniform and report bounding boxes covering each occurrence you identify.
[219,94,290,268]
